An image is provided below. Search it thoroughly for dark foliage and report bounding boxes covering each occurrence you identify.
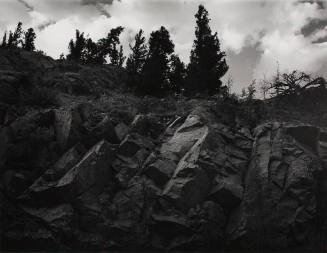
[105,27,126,66]
[67,30,86,62]
[10,22,23,48]
[186,5,228,96]
[1,32,7,47]
[268,70,326,97]
[140,26,175,97]
[22,28,36,52]
[1,22,36,52]
[67,27,125,66]
[126,29,148,90]
[168,54,186,94]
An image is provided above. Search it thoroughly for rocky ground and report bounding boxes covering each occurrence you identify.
[1,48,327,252]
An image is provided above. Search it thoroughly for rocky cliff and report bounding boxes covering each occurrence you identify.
[1,49,327,252]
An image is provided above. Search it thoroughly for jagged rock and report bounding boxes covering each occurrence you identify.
[162,107,251,211]
[209,176,243,211]
[114,122,129,142]
[287,125,320,154]
[151,200,226,250]
[119,133,154,157]
[54,140,116,200]
[112,133,154,187]
[0,70,23,104]
[21,204,74,241]
[106,176,160,246]
[0,103,17,126]
[54,107,82,150]
[2,195,61,251]
[188,201,226,248]
[28,143,86,204]
[150,213,192,250]
[114,148,150,188]
[55,103,119,149]
[46,143,87,181]
[0,126,11,170]
[130,114,164,139]
[144,158,176,186]
[227,122,321,249]
[3,222,60,251]
[0,109,57,194]
[1,170,31,196]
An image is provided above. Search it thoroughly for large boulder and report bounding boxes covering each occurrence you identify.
[227,122,321,249]
[104,176,160,247]
[2,194,61,251]
[54,103,119,150]
[28,143,86,204]
[160,106,252,211]
[113,133,154,187]
[1,109,57,196]
[151,201,226,250]
[21,204,74,242]
[130,114,164,139]
[54,139,116,200]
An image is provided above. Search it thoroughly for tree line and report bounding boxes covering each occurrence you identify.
[1,22,36,51]
[64,5,229,97]
[0,5,229,97]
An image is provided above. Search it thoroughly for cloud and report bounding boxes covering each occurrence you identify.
[1,0,327,93]
[299,0,326,9]
[17,0,33,12]
[313,34,327,43]
[301,18,327,37]
[81,0,116,18]
[94,4,111,18]
[81,0,114,5]
[37,20,57,31]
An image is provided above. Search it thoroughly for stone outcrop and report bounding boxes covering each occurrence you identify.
[1,97,327,252]
[227,122,321,249]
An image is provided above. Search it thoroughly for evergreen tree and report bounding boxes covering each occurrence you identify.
[126,29,148,89]
[104,26,125,66]
[11,22,23,47]
[23,28,36,51]
[110,44,125,67]
[67,30,86,62]
[7,31,14,48]
[169,54,186,94]
[1,32,7,47]
[186,5,228,95]
[117,45,126,67]
[141,26,174,97]
[84,38,105,64]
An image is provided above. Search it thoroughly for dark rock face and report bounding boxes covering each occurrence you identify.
[1,100,327,252]
[227,123,320,249]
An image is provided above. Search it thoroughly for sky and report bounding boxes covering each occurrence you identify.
[0,0,327,93]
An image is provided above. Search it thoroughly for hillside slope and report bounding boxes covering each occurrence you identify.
[1,49,327,252]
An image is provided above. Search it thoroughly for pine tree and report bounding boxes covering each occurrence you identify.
[110,44,125,67]
[67,30,86,62]
[141,26,175,97]
[7,31,14,47]
[117,45,126,67]
[23,28,36,51]
[84,38,105,64]
[11,22,23,47]
[186,5,228,95]
[169,54,186,94]
[104,26,125,66]
[126,29,148,90]
[1,32,7,47]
